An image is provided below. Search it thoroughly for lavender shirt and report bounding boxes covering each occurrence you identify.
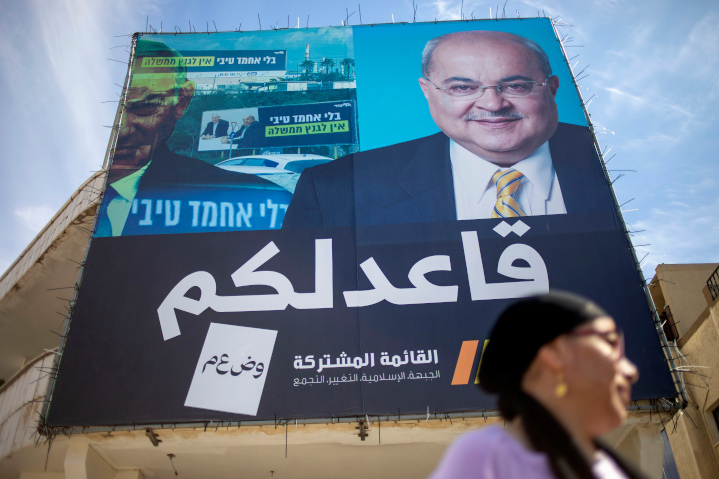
[429,425,629,479]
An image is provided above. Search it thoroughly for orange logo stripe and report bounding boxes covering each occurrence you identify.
[451,340,479,385]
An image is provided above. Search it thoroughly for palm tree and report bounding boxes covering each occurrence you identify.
[299,60,315,79]
[340,58,355,78]
[320,58,335,74]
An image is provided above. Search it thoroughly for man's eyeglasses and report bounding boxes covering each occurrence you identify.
[567,328,625,360]
[423,76,553,100]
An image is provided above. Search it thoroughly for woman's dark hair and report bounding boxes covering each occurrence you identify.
[505,392,647,479]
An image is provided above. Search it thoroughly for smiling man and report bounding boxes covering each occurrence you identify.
[283,30,610,228]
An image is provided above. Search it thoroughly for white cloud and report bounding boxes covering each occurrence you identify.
[603,87,646,105]
[675,13,719,77]
[0,0,152,275]
[589,12,719,138]
[14,205,56,233]
[428,0,462,20]
[28,0,132,168]
[519,0,566,19]
[631,194,719,279]
[620,132,682,152]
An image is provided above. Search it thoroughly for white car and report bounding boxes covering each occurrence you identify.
[215,154,333,193]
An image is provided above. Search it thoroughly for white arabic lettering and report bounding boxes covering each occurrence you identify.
[293,370,442,387]
[461,231,548,301]
[157,239,332,340]
[301,349,436,372]
[344,255,457,307]
[157,229,550,341]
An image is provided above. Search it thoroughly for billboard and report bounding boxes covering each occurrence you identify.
[46,19,674,426]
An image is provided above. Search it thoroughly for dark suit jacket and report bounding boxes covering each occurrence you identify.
[232,122,264,147]
[282,123,615,228]
[137,145,274,189]
[202,119,229,137]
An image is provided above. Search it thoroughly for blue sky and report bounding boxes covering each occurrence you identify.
[1,0,717,281]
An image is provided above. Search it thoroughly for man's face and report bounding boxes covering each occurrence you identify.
[419,35,559,166]
[111,72,194,181]
[212,115,220,124]
[243,116,255,126]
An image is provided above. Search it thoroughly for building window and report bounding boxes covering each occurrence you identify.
[708,265,719,300]
[659,306,679,342]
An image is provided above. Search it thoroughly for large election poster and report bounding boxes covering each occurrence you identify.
[46,18,675,427]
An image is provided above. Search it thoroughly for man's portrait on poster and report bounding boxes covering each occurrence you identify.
[96,40,274,237]
[283,30,611,228]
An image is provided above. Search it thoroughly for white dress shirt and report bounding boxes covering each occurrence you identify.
[106,162,150,236]
[450,140,567,220]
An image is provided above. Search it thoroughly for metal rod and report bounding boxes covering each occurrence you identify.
[549,20,688,409]
[37,403,676,437]
[39,33,141,430]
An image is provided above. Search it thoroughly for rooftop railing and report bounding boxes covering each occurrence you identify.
[0,350,54,460]
[708,265,719,301]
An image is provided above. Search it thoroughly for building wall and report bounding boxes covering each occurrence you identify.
[0,172,103,381]
[0,351,54,461]
[654,265,719,479]
[651,263,719,336]
[0,408,669,479]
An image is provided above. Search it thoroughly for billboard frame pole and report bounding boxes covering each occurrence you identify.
[38,33,141,433]
[550,20,688,408]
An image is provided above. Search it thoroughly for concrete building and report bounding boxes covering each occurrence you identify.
[0,173,693,478]
[649,263,719,478]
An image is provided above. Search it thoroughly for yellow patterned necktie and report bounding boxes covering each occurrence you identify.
[491,169,527,218]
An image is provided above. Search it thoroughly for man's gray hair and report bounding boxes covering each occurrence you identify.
[421,31,553,79]
[212,113,220,118]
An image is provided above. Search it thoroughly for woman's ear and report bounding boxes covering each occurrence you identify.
[535,337,568,373]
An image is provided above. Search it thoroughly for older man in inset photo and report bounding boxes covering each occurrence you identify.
[222,115,264,148]
[201,113,229,139]
[283,30,610,228]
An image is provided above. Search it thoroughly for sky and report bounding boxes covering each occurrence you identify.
[0,0,717,282]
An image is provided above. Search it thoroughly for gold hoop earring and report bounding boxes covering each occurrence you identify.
[555,372,568,398]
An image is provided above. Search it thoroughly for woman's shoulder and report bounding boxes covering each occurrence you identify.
[443,425,532,460]
[448,425,509,450]
[429,425,554,479]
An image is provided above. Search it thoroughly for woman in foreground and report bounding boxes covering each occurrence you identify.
[429,291,648,479]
